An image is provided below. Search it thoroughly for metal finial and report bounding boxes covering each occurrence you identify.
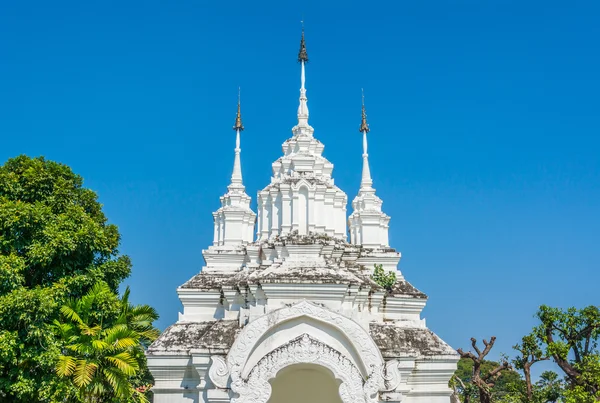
[359,89,369,133]
[298,22,309,63]
[233,87,244,131]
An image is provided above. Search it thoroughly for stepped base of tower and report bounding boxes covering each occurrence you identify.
[147,234,458,403]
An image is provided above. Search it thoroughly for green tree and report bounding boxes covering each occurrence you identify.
[54,282,157,403]
[512,334,549,401]
[496,370,565,403]
[534,305,600,402]
[0,155,135,402]
[452,356,521,403]
[115,286,160,400]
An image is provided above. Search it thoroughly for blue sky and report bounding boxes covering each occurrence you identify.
[1,0,599,364]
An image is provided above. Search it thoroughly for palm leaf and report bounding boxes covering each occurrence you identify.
[106,352,139,376]
[60,303,83,325]
[91,338,110,351]
[103,325,139,347]
[79,323,101,336]
[133,389,151,403]
[86,375,107,400]
[66,342,90,355]
[73,359,98,387]
[103,366,133,399]
[55,355,77,376]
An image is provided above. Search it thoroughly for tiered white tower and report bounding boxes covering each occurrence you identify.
[348,94,391,249]
[147,30,458,403]
[256,31,347,241]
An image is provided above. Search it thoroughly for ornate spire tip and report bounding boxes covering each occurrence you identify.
[359,89,369,133]
[233,88,244,131]
[297,24,309,63]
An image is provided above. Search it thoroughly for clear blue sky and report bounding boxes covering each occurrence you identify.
[1,0,599,364]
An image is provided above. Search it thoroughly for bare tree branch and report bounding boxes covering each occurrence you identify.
[457,336,511,403]
[471,337,482,356]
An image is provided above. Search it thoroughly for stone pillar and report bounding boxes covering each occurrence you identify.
[292,191,299,233]
[256,197,263,239]
[315,188,326,234]
[270,190,280,237]
[308,189,315,234]
[212,213,219,246]
[260,192,269,239]
[324,190,335,236]
[281,186,292,235]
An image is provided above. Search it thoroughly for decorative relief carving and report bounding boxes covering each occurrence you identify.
[382,359,402,391]
[209,355,229,389]
[226,300,386,403]
[233,334,364,403]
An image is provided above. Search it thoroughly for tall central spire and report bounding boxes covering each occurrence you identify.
[230,88,244,190]
[294,23,312,136]
[360,90,374,191]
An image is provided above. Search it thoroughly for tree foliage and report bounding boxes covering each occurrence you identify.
[535,305,600,402]
[0,155,150,402]
[511,334,550,402]
[453,305,600,403]
[54,282,158,402]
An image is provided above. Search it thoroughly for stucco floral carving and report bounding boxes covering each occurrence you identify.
[382,359,402,391]
[226,300,386,403]
[232,334,364,403]
[209,355,229,389]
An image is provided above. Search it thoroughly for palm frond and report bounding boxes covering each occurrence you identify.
[121,286,131,307]
[138,328,160,343]
[133,389,151,403]
[129,305,158,320]
[79,323,102,336]
[106,352,139,376]
[55,355,77,376]
[103,367,133,399]
[61,304,84,325]
[73,359,98,387]
[87,375,107,399]
[66,342,91,355]
[91,338,110,351]
[103,325,139,346]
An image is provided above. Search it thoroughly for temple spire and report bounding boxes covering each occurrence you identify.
[297,22,309,63]
[230,88,244,189]
[360,90,373,190]
[296,23,310,131]
[233,88,244,131]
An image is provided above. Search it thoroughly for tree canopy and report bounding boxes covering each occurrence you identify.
[0,155,154,402]
[453,304,600,403]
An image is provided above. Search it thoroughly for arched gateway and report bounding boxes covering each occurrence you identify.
[147,29,459,403]
[209,300,389,403]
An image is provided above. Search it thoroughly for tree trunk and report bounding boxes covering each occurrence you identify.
[524,362,533,401]
[478,387,492,403]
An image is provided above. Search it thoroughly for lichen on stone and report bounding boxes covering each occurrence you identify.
[386,279,428,299]
[370,323,457,358]
[147,320,240,355]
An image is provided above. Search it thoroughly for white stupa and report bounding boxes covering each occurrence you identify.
[147,30,458,403]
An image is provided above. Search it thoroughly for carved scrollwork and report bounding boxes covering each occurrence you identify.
[227,300,385,399]
[225,301,386,403]
[381,359,401,391]
[232,334,364,403]
[209,355,230,389]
